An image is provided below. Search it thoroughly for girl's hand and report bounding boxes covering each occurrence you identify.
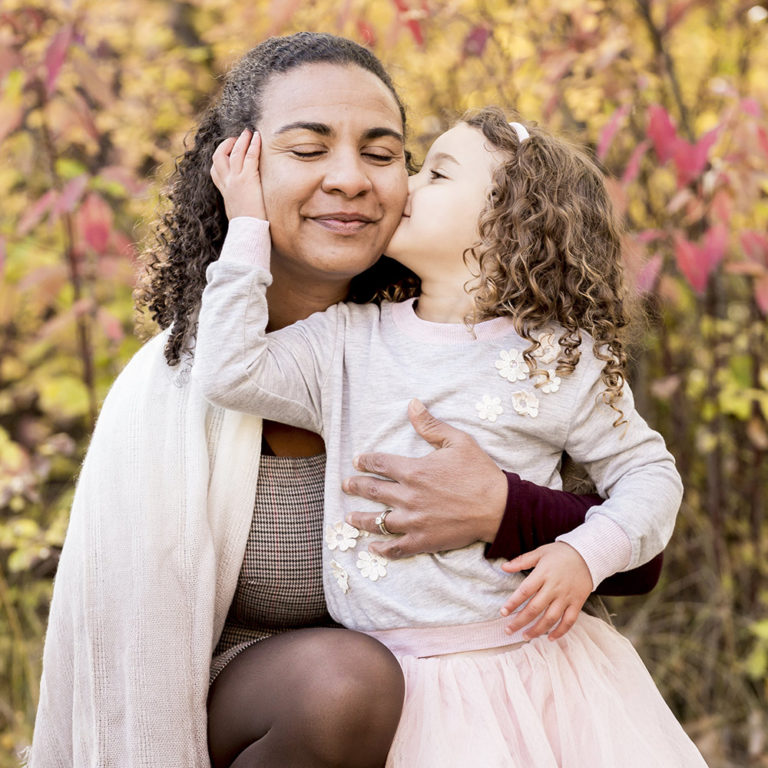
[500,542,593,641]
[210,129,266,221]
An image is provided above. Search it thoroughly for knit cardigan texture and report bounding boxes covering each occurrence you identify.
[26,330,263,768]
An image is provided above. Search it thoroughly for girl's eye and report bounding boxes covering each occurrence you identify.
[430,169,446,180]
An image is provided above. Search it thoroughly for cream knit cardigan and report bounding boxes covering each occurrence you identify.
[26,330,263,768]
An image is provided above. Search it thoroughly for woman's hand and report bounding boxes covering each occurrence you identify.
[499,542,593,640]
[210,129,267,221]
[342,399,508,559]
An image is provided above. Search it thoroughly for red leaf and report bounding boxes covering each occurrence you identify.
[53,174,88,216]
[757,127,768,159]
[77,192,113,253]
[674,225,727,294]
[636,253,663,294]
[621,139,650,185]
[357,19,376,46]
[463,26,491,58]
[710,190,732,224]
[741,98,762,118]
[44,24,74,96]
[703,223,728,263]
[740,231,768,267]
[597,105,629,161]
[647,105,677,163]
[17,189,57,235]
[636,229,665,244]
[390,0,424,45]
[673,127,719,187]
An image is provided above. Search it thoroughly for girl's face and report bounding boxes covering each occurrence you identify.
[385,123,505,283]
[256,63,409,286]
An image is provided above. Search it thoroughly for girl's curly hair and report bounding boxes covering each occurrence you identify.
[463,107,630,424]
[135,32,417,366]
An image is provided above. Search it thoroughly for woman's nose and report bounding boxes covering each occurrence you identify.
[321,153,373,197]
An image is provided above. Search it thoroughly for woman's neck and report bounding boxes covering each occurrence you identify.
[265,271,349,330]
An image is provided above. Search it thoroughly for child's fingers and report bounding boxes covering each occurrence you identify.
[228,129,252,173]
[499,571,542,617]
[242,131,262,183]
[547,604,581,641]
[501,550,540,574]
[245,130,261,161]
[521,600,564,640]
[211,137,237,183]
[502,585,553,634]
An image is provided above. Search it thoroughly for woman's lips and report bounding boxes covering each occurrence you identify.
[310,213,376,234]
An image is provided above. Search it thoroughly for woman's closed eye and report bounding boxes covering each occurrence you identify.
[429,169,447,180]
[290,148,326,159]
[362,150,397,164]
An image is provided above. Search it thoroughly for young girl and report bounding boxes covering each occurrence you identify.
[192,108,706,766]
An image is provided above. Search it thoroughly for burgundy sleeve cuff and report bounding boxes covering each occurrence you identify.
[485,472,602,560]
[485,472,665,596]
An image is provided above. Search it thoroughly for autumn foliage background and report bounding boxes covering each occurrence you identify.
[1,0,767,764]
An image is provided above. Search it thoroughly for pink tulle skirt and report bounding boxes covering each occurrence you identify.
[367,614,707,767]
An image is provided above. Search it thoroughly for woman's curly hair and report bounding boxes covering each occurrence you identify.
[463,107,630,424]
[135,32,417,366]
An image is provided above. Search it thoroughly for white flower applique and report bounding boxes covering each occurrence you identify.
[495,349,528,382]
[540,369,561,394]
[475,394,503,422]
[532,331,559,365]
[325,521,360,552]
[330,559,350,594]
[356,550,388,582]
[511,390,540,418]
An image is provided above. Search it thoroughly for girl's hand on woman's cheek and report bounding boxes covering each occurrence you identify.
[210,129,267,221]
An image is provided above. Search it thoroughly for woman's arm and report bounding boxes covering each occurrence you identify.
[488,471,663,596]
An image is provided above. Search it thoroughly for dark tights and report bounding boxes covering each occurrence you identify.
[207,628,405,768]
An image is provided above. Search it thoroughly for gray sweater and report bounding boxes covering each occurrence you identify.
[192,218,682,633]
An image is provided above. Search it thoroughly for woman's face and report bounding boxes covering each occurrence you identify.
[256,63,408,285]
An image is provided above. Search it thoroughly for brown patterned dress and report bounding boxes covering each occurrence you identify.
[209,451,339,682]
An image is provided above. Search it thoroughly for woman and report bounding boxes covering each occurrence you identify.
[28,32,661,768]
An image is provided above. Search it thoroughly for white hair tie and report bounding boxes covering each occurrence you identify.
[509,121,530,142]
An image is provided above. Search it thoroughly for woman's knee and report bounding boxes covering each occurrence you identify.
[294,630,404,766]
[207,628,404,768]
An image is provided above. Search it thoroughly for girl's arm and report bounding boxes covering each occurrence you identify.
[557,360,683,577]
[192,132,339,431]
[192,216,337,432]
